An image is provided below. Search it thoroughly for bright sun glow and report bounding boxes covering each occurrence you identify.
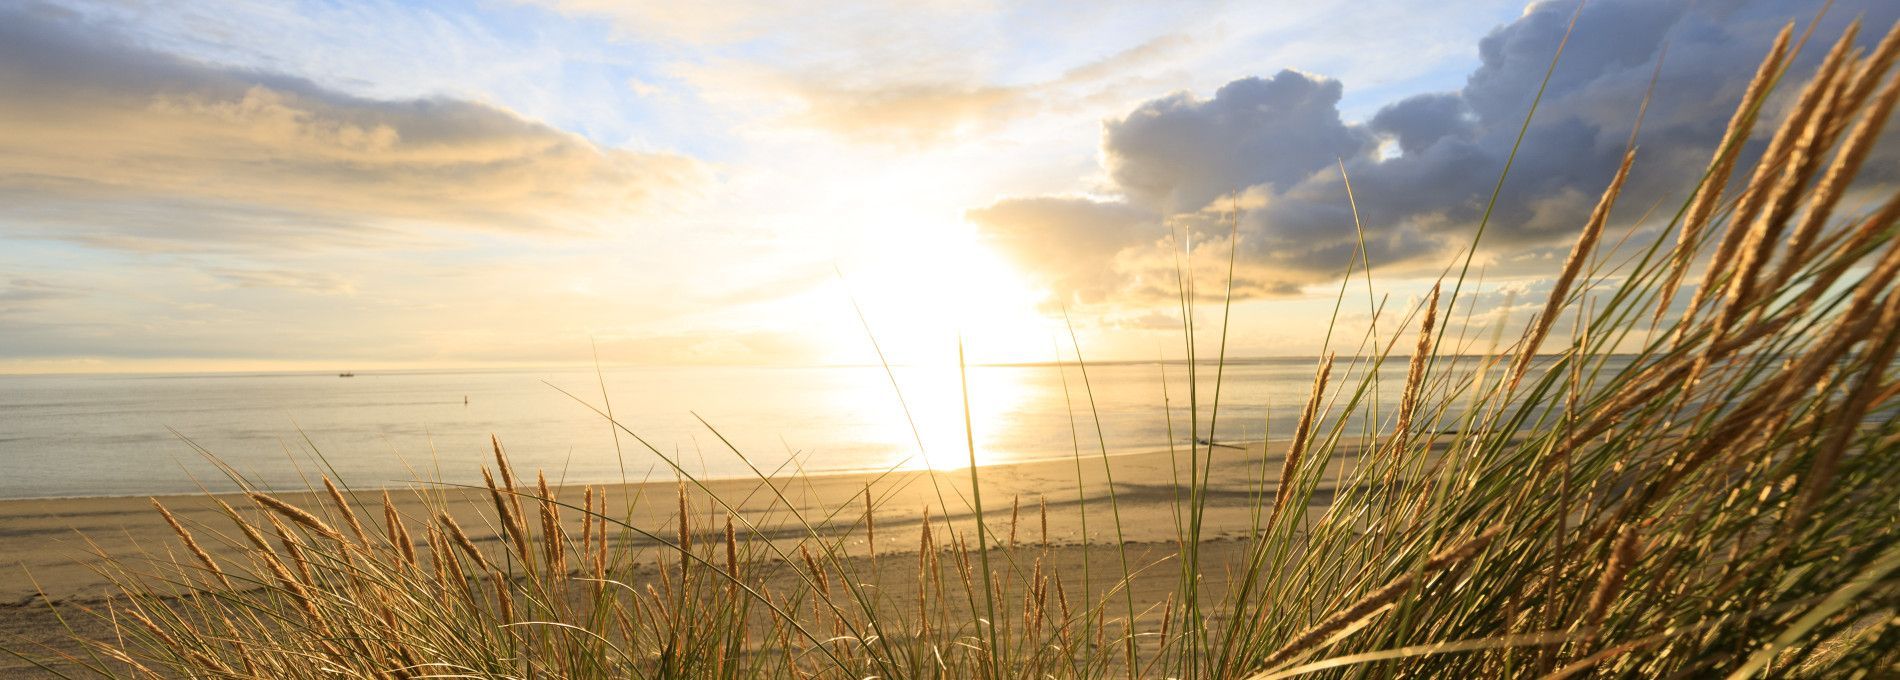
[816,211,1056,471]
[826,356,1036,473]
[842,213,1057,367]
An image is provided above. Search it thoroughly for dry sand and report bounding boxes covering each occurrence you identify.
[0,438,1382,673]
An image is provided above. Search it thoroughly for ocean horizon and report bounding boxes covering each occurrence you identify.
[0,356,1524,500]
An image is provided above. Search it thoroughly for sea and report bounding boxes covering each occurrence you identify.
[0,357,1553,500]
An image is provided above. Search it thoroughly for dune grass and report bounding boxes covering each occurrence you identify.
[9,16,1900,679]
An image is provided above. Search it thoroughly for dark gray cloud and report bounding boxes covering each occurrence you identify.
[1370,93,1470,157]
[0,2,707,253]
[974,0,1900,306]
[1104,69,1375,212]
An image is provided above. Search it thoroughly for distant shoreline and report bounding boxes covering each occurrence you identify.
[0,353,1633,378]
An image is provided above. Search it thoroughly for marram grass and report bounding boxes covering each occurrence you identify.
[10,18,1900,680]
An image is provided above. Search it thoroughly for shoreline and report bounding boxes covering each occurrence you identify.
[0,439,1257,504]
[1,438,1305,605]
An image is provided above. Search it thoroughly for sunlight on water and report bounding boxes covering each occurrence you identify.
[0,357,1621,499]
[828,359,1036,473]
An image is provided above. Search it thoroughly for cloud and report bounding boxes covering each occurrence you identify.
[974,0,1900,307]
[206,268,357,295]
[667,56,1030,147]
[0,278,86,307]
[627,78,664,97]
[967,197,1158,306]
[529,1,852,45]
[0,3,708,253]
[552,0,1222,146]
[765,31,1203,146]
[730,69,1032,146]
[548,0,1025,144]
[1104,70,1376,212]
[1370,93,1470,156]
[968,196,1311,309]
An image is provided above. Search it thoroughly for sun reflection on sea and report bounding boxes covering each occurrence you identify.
[824,357,1036,473]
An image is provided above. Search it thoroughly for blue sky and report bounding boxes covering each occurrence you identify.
[1,0,1887,373]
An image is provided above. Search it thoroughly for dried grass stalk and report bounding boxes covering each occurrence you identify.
[250,493,347,544]
[1273,353,1335,524]
[1258,526,1505,670]
[381,491,415,567]
[437,512,494,573]
[1512,146,1635,391]
[320,477,369,545]
[150,499,230,589]
[481,467,532,566]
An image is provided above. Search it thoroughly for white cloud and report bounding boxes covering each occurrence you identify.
[0,3,709,253]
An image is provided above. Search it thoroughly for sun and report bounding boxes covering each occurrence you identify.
[808,211,1059,471]
[841,213,1056,367]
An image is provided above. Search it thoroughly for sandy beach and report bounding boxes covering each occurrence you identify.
[2,439,1329,673]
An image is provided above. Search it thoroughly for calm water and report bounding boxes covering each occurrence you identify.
[0,359,1507,500]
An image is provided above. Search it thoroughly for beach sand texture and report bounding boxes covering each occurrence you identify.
[2,438,1375,673]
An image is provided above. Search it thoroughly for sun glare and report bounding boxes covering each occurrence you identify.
[844,213,1056,366]
[821,211,1057,471]
[830,354,1036,473]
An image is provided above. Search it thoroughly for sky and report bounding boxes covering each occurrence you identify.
[1,0,1895,373]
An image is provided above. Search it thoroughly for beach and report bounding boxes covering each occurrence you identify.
[2,439,1320,674]
[8,3,1896,674]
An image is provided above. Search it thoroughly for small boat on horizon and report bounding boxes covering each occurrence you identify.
[338,372,354,378]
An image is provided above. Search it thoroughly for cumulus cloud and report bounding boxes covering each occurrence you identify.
[1370,93,1471,156]
[973,0,1900,307]
[1105,70,1375,212]
[0,3,707,252]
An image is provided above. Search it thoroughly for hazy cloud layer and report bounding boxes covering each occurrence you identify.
[973,0,1900,308]
[544,1,1331,147]
[966,197,1159,306]
[0,278,85,307]
[546,0,1037,144]
[0,3,707,253]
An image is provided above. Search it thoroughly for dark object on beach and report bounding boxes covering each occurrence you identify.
[338,372,354,378]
